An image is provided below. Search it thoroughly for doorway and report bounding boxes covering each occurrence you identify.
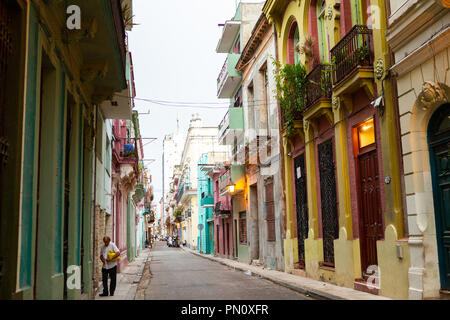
[318,139,339,266]
[355,117,383,278]
[428,103,450,290]
[294,154,308,268]
[62,93,76,299]
[34,51,59,299]
[250,185,259,260]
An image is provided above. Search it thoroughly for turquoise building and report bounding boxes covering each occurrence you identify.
[197,154,215,254]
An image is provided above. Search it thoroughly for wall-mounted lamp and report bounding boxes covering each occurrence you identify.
[227,184,236,194]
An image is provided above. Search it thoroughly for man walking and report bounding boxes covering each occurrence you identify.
[99,236,120,297]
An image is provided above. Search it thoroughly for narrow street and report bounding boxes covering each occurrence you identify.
[1,0,449,304]
[144,242,311,300]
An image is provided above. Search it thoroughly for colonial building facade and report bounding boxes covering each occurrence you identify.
[235,13,285,271]
[0,0,131,299]
[386,0,450,299]
[262,0,409,298]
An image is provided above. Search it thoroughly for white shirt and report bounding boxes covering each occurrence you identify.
[100,242,120,269]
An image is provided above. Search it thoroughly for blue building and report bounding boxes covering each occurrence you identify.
[197,154,215,254]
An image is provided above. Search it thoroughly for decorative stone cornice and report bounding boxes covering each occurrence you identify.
[263,0,299,36]
[418,81,449,110]
[236,14,271,72]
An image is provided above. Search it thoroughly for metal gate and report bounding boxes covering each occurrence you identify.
[318,139,338,265]
[294,154,308,268]
[0,0,13,286]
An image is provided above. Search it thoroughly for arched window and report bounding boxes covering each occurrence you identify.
[287,20,300,65]
[316,0,329,62]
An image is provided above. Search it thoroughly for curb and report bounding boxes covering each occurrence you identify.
[181,247,352,301]
[133,250,152,284]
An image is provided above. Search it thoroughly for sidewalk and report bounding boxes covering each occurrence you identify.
[94,248,151,300]
[181,246,390,300]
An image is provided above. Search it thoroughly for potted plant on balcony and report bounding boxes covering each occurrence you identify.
[299,35,314,62]
[174,208,183,222]
[148,212,155,223]
[272,57,308,136]
[356,46,370,66]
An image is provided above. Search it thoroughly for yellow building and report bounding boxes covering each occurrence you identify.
[263,0,409,299]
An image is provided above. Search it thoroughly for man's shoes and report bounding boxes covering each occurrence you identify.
[99,293,108,297]
[110,293,114,296]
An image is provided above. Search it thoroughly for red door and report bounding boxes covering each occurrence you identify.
[358,149,383,278]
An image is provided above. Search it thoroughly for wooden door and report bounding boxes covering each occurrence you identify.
[358,149,383,277]
[265,181,276,242]
[294,154,308,268]
[429,104,450,290]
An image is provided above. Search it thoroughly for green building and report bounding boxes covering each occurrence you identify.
[0,0,130,300]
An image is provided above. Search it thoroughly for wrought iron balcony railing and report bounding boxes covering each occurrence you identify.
[305,63,333,109]
[330,25,373,85]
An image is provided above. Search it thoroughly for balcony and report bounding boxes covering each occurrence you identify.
[217,54,242,99]
[216,20,241,53]
[200,194,214,208]
[305,64,333,109]
[178,183,197,204]
[280,104,303,134]
[113,136,139,165]
[100,87,132,120]
[213,201,232,219]
[218,107,244,145]
[132,183,145,204]
[330,25,374,96]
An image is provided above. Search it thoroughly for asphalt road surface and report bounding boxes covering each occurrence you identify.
[144,241,312,300]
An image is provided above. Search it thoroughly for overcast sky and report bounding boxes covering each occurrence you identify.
[128,0,265,215]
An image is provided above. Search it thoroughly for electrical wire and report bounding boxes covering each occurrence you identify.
[115,94,287,109]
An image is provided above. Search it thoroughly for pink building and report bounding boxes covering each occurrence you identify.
[211,168,233,259]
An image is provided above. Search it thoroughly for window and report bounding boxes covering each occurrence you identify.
[317,0,329,62]
[247,83,255,131]
[105,136,111,174]
[287,21,300,65]
[265,180,276,241]
[234,86,242,108]
[357,118,375,149]
[233,36,241,54]
[239,212,247,244]
[95,111,104,161]
[260,64,270,137]
[351,0,369,26]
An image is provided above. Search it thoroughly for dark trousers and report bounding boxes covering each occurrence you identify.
[102,266,117,295]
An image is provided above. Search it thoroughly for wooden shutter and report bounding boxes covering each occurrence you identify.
[265,180,276,241]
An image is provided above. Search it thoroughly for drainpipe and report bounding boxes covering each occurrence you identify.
[273,24,287,240]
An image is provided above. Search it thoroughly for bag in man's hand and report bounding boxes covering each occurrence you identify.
[107,250,121,262]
